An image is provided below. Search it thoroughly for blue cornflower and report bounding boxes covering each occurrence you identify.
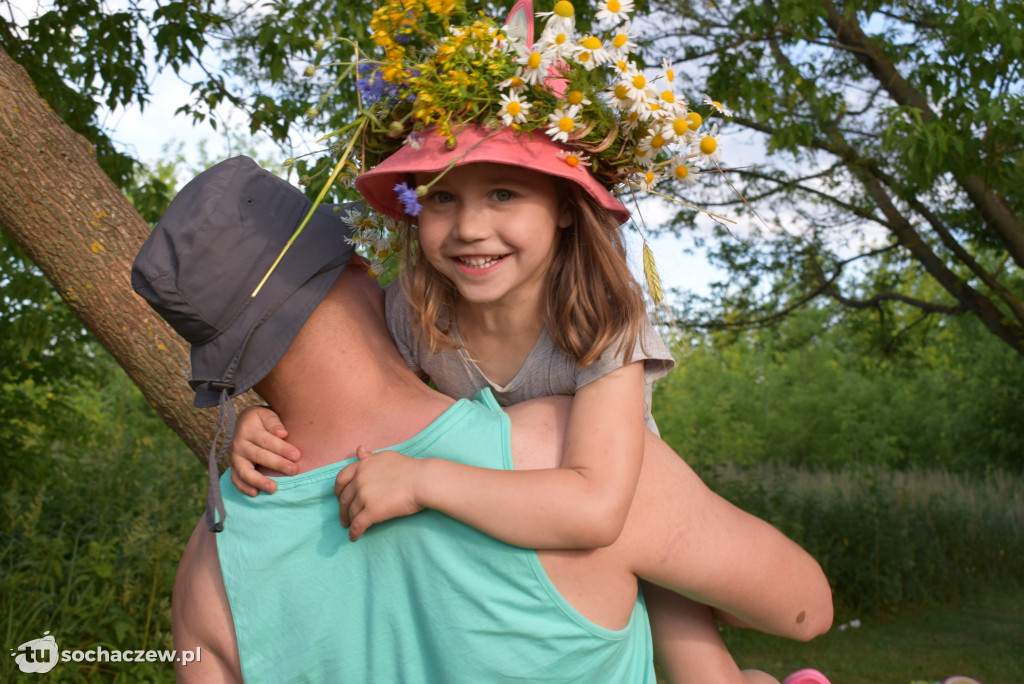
[356,62,406,105]
[394,182,422,216]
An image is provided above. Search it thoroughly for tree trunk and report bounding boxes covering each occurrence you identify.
[0,45,220,464]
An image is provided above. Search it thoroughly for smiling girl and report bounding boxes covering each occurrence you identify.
[335,125,672,550]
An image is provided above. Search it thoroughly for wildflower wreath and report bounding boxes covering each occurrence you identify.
[260,0,732,302]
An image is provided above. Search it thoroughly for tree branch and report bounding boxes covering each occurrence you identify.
[819,0,1024,270]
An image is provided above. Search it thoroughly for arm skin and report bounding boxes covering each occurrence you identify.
[336,361,646,548]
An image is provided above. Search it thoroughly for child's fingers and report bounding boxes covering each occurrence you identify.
[233,459,281,493]
[243,445,299,477]
[348,509,371,541]
[334,462,357,499]
[255,406,289,438]
[229,468,258,497]
[335,464,359,527]
[235,407,300,462]
[247,430,301,464]
[230,463,276,496]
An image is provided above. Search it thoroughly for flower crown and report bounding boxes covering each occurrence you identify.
[266,0,732,299]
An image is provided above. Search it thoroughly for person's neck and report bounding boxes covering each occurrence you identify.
[456,296,546,386]
[257,270,454,473]
[271,357,449,473]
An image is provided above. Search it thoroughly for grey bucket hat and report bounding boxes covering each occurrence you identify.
[132,156,356,531]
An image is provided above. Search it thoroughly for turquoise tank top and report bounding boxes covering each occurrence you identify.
[217,389,654,683]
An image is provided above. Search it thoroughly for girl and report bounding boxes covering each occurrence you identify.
[231,1,830,681]
[340,124,672,550]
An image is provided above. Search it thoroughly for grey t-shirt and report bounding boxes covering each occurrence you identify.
[385,283,675,434]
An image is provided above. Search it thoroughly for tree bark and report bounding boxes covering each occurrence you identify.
[0,45,219,464]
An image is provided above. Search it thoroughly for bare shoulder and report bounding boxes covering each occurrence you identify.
[172,520,242,683]
[504,396,571,470]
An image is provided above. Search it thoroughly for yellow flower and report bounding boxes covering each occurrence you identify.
[426,0,456,14]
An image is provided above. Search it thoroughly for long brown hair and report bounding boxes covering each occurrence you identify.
[398,179,646,368]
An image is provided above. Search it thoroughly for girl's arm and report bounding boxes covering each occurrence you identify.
[335,361,646,548]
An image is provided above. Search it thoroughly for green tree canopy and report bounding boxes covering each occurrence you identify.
[645,0,1023,356]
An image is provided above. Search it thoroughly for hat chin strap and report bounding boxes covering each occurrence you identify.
[205,388,234,533]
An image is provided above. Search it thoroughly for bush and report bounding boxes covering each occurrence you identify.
[2,369,203,682]
[654,309,1024,474]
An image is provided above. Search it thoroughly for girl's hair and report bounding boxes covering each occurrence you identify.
[399,179,646,368]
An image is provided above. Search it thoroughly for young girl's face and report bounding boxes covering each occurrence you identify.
[414,162,572,311]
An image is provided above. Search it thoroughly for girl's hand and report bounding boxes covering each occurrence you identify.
[334,446,424,541]
[229,405,301,496]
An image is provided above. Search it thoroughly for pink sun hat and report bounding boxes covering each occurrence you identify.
[355,125,632,226]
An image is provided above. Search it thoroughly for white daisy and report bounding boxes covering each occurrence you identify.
[574,35,610,71]
[702,93,734,117]
[620,110,643,135]
[538,26,578,61]
[498,91,532,125]
[670,156,700,187]
[367,260,386,277]
[546,105,582,143]
[606,21,638,61]
[611,58,631,75]
[595,0,635,26]
[631,142,657,168]
[661,58,677,85]
[340,207,368,231]
[667,113,696,143]
[605,79,635,110]
[519,48,553,85]
[635,168,662,192]
[499,71,528,92]
[564,88,592,108]
[693,122,723,165]
[557,149,591,168]
[637,127,671,155]
[537,0,576,35]
[620,65,650,102]
[638,92,667,122]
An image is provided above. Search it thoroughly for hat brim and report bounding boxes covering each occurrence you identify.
[355,126,631,226]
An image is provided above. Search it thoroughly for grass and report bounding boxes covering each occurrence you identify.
[723,584,1024,684]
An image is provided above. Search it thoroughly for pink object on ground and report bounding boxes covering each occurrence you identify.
[782,668,832,684]
[355,125,631,226]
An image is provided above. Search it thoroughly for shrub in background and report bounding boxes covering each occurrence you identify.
[701,463,1023,620]
[2,363,202,683]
